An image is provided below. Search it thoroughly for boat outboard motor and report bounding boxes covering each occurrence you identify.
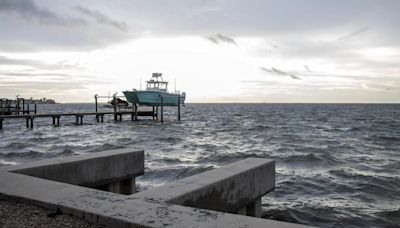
[181,92,186,106]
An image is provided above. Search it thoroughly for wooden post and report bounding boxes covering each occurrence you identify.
[22,99,25,114]
[34,104,37,114]
[160,96,164,123]
[95,95,98,113]
[27,104,30,114]
[156,106,159,120]
[75,115,79,125]
[16,99,20,115]
[134,104,138,121]
[101,115,104,123]
[152,106,155,120]
[57,116,60,126]
[113,96,117,121]
[177,96,181,121]
[26,117,29,128]
[80,116,83,125]
[52,116,56,126]
[29,117,33,129]
[119,114,122,122]
[7,100,10,114]
[0,118,3,130]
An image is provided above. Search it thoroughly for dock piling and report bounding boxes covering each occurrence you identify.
[25,116,34,129]
[156,106,159,120]
[134,104,138,121]
[94,94,98,113]
[75,115,83,125]
[0,118,3,130]
[178,96,181,121]
[160,96,164,123]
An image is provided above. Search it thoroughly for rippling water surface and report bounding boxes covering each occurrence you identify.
[1,103,399,227]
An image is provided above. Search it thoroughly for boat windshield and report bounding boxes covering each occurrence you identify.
[146,81,168,91]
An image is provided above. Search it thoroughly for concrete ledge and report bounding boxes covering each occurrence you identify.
[1,148,144,187]
[136,158,275,213]
[0,150,312,228]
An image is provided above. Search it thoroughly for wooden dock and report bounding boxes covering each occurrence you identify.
[0,93,182,130]
[0,110,156,130]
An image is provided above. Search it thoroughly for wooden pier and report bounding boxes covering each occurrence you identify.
[0,111,156,130]
[0,97,37,116]
[0,93,182,130]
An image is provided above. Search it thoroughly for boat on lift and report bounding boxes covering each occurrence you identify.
[123,73,186,106]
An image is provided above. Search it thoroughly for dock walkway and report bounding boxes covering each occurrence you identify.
[0,110,155,130]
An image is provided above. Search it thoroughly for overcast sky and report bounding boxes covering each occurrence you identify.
[0,0,399,103]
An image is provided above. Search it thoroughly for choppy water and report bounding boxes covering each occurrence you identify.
[0,103,399,227]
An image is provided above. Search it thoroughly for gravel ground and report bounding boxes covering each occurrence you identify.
[0,199,106,228]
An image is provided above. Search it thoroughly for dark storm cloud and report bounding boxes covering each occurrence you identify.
[74,5,128,32]
[0,0,84,26]
[0,0,132,52]
[1,0,400,52]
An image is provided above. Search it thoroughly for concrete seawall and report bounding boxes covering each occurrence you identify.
[0,148,312,227]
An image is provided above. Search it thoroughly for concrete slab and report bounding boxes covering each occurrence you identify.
[0,149,313,228]
[135,158,275,213]
[1,148,144,187]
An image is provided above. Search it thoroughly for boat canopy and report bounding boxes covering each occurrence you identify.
[146,73,168,91]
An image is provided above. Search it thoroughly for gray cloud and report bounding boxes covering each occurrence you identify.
[260,66,301,80]
[337,27,370,41]
[0,0,85,26]
[74,5,128,32]
[0,71,71,78]
[207,33,238,46]
[0,56,82,70]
